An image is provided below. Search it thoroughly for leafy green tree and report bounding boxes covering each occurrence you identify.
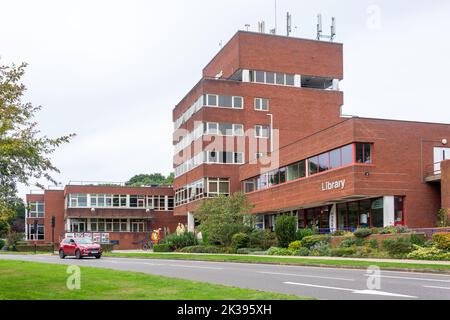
[125,173,174,186]
[0,61,74,221]
[196,192,254,247]
[275,215,297,248]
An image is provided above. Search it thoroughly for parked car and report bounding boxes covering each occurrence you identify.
[59,238,102,259]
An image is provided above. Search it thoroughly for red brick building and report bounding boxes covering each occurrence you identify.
[173,30,450,231]
[25,183,186,249]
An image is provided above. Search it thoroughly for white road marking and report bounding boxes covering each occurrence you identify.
[258,271,354,281]
[423,285,450,290]
[365,274,450,283]
[167,264,223,270]
[284,282,417,298]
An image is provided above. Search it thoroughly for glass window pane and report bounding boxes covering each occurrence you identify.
[266,72,275,84]
[261,99,269,111]
[234,124,243,136]
[356,143,364,163]
[276,73,285,85]
[341,144,353,166]
[208,180,218,193]
[234,153,243,164]
[233,97,242,108]
[371,198,384,227]
[330,149,341,169]
[207,95,217,106]
[318,153,329,172]
[364,143,372,164]
[219,123,233,135]
[279,168,286,184]
[394,196,404,224]
[255,71,265,83]
[308,157,319,175]
[286,74,295,86]
[337,204,347,230]
[255,98,261,110]
[219,95,233,108]
[359,200,371,228]
[347,202,359,229]
[219,181,229,194]
[299,160,306,178]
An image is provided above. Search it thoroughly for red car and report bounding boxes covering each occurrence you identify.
[59,238,103,259]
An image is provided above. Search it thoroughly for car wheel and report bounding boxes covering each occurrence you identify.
[59,250,66,259]
[75,249,82,259]
[95,254,101,259]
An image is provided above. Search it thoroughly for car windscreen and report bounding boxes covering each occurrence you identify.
[76,239,94,244]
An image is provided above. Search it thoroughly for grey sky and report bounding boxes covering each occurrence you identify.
[1,0,449,197]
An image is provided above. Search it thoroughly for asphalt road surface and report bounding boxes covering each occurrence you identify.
[1,254,450,300]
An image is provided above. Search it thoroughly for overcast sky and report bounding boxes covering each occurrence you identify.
[1,0,449,197]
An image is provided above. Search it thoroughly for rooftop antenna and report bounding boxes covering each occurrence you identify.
[274,0,277,34]
[258,21,266,33]
[316,14,336,42]
[286,12,292,36]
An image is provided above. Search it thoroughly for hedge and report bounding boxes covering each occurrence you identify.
[432,232,450,251]
[153,244,172,252]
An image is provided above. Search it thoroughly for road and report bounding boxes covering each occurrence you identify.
[1,254,450,300]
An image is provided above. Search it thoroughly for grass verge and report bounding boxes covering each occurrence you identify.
[104,252,450,273]
[0,260,306,300]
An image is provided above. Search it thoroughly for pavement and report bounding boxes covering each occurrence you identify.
[1,254,450,300]
[111,250,450,265]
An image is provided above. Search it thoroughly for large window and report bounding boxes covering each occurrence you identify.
[205,151,244,164]
[394,196,404,225]
[254,98,269,111]
[207,178,230,197]
[242,143,373,194]
[28,201,45,218]
[255,125,270,138]
[336,198,384,230]
[205,94,243,109]
[249,70,296,87]
[356,143,372,164]
[68,194,172,211]
[27,224,44,240]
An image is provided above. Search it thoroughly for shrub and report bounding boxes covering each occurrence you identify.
[236,248,263,255]
[301,235,330,249]
[0,239,5,249]
[407,246,450,261]
[432,233,450,251]
[288,240,302,251]
[353,228,372,238]
[294,247,310,256]
[231,232,250,249]
[382,237,413,257]
[178,245,224,254]
[353,246,373,258]
[163,232,198,250]
[248,229,277,250]
[331,247,357,257]
[309,243,331,257]
[267,247,294,256]
[296,228,314,241]
[339,237,357,248]
[410,233,425,246]
[153,244,172,252]
[438,208,449,227]
[15,245,54,252]
[275,215,297,248]
[368,239,378,249]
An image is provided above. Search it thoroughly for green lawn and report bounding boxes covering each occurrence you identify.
[0,260,306,300]
[104,252,450,273]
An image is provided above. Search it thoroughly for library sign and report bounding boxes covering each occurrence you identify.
[321,179,346,192]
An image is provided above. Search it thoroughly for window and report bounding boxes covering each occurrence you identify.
[266,72,275,84]
[308,156,319,175]
[371,198,384,227]
[218,123,233,136]
[254,98,269,111]
[318,153,329,172]
[394,196,404,225]
[233,124,243,136]
[129,195,145,208]
[206,94,243,109]
[27,224,44,240]
[276,73,285,85]
[249,70,297,87]
[68,194,87,208]
[356,143,372,164]
[341,144,354,166]
[255,125,269,138]
[244,180,255,193]
[286,74,295,86]
[268,170,279,186]
[207,122,218,135]
[28,201,45,218]
[206,151,244,164]
[255,71,265,83]
[329,148,341,169]
[286,163,299,181]
[207,178,230,197]
[131,219,147,233]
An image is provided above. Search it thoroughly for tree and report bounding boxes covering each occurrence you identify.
[125,173,174,186]
[275,215,297,248]
[195,192,254,247]
[0,61,74,221]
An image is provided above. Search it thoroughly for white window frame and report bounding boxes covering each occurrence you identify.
[255,125,270,138]
[254,98,269,111]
